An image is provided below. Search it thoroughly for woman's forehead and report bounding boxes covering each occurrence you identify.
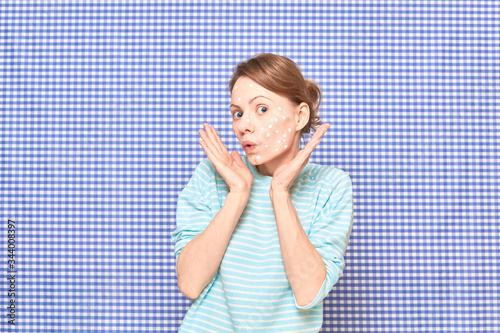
[231,77,287,104]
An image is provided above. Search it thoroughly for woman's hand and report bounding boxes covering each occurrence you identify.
[198,123,254,193]
[270,124,330,195]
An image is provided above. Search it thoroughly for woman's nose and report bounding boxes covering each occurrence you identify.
[238,114,254,133]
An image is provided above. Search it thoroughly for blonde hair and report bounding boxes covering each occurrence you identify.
[228,53,322,140]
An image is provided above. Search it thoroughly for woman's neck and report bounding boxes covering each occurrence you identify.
[256,143,300,177]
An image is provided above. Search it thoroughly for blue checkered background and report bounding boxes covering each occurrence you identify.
[1,1,498,332]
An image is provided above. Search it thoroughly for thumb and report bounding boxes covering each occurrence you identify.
[231,151,245,168]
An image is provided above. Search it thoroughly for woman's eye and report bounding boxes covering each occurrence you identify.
[257,106,268,114]
[233,111,243,119]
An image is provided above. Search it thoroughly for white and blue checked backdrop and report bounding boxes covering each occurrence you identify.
[1,1,498,332]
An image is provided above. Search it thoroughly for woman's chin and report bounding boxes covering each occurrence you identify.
[247,154,264,165]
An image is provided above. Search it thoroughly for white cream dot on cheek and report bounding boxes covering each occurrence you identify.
[283,134,286,137]
[278,140,281,143]
[275,148,278,152]
[284,145,288,149]
[238,97,241,101]
[265,144,268,147]
[278,107,282,111]
[289,128,291,132]
[276,130,279,133]
[283,116,286,119]
[246,118,249,122]
[256,155,261,160]
[266,132,270,137]
[268,124,272,128]
[261,127,264,130]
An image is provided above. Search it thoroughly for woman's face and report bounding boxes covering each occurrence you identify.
[230,76,300,166]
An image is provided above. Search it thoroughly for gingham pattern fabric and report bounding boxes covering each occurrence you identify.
[1,1,498,332]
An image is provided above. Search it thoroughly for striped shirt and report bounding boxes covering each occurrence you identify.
[172,155,354,332]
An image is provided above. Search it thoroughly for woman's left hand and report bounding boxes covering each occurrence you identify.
[270,124,330,194]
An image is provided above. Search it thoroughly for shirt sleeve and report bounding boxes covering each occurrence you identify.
[294,169,354,310]
[171,158,216,273]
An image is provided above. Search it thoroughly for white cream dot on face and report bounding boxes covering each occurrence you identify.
[283,134,286,137]
[246,118,249,122]
[275,118,278,123]
[278,106,282,111]
[261,127,264,130]
[268,124,272,128]
[278,140,281,143]
[289,128,291,132]
[235,86,238,89]
[238,97,241,101]
[249,83,253,87]
[275,148,279,152]
[265,144,268,147]
[284,145,288,149]
[266,132,270,137]
[276,130,279,133]
[283,116,286,119]
[256,155,261,160]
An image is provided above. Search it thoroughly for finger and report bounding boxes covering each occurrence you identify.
[303,124,330,154]
[198,129,218,159]
[204,123,223,155]
[209,124,230,155]
[199,123,219,155]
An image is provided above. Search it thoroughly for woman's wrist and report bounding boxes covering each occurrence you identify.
[228,187,251,199]
[269,187,290,201]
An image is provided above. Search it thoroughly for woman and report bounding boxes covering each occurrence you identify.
[172,53,354,332]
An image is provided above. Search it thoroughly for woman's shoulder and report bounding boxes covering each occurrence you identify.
[308,162,352,189]
[185,157,218,189]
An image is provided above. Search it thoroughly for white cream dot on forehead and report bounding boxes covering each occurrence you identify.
[283,116,286,119]
[275,118,278,123]
[268,124,272,128]
[235,86,238,89]
[289,128,291,132]
[283,134,286,137]
[276,130,279,133]
[278,140,281,143]
[265,144,268,147]
[266,132,270,137]
[249,83,253,87]
[278,106,282,110]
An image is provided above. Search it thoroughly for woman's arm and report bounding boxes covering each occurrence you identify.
[177,189,250,300]
[270,189,326,307]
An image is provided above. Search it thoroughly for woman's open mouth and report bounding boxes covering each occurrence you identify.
[242,141,257,152]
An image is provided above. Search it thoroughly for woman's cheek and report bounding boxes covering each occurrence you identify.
[266,116,291,153]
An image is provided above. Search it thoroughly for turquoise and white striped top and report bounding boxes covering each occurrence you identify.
[172,155,354,332]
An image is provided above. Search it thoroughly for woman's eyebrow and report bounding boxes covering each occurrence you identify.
[230,95,272,109]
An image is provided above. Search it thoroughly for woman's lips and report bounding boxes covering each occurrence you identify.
[242,141,257,152]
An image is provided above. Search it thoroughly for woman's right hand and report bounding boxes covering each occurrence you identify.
[198,123,254,194]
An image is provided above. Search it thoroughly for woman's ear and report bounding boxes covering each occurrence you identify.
[295,102,310,132]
